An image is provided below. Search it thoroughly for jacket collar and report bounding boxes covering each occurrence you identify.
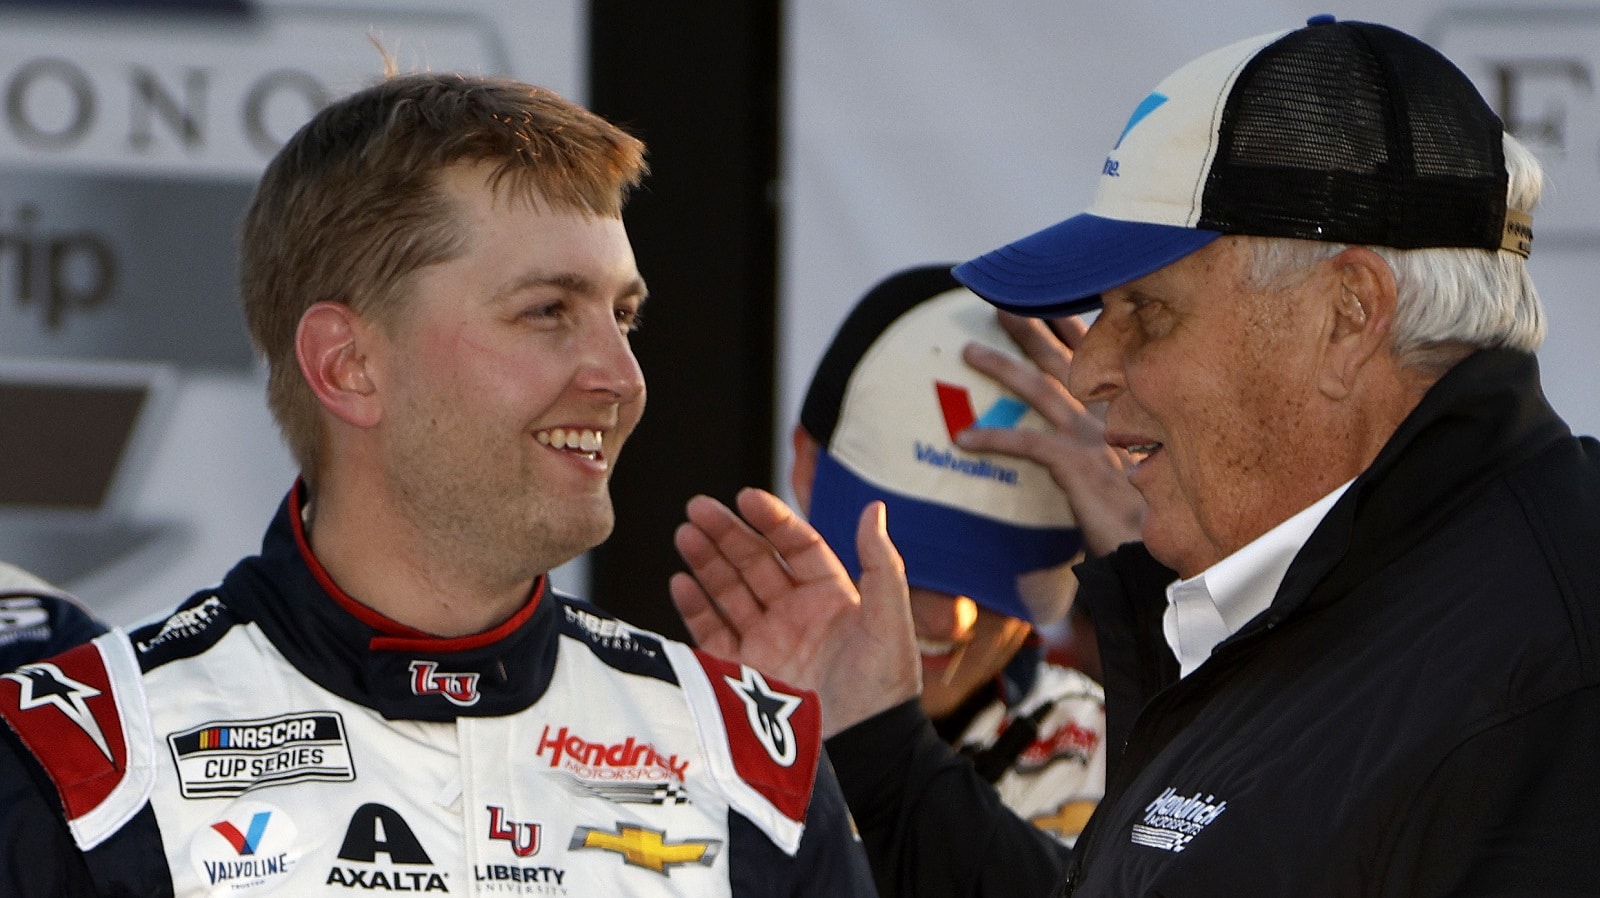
[1269,348,1568,624]
[1077,349,1570,753]
[218,482,562,721]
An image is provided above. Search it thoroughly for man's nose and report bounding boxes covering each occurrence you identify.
[580,320,645,402]
[1065,314,1123,404]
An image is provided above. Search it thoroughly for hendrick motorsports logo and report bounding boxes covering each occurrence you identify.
[559,774,691,806]
[168,711,355,798]
[537,725,689,782]
[1130,786,1228,853]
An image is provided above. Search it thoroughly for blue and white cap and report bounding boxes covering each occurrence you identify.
[955,17,1523,317]
[800,266,1083,625]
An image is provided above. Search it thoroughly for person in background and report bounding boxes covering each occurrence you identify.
[671,16,1600,896]
[790,264,1137,845]
[683,262,1144,893]
[0,71,874,896]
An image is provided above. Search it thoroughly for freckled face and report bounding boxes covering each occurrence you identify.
[1066,238,1336,577]
[374,163,647,581]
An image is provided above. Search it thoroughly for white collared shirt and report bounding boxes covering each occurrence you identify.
[1163,479,1354,678]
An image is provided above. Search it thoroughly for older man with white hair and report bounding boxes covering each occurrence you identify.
[672,16,1600,897]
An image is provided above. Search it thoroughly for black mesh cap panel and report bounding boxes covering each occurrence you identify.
[1197,20,1507,250]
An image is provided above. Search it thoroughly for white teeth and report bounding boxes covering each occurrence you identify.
[1125,443,1161,462]
[536,428,604,457]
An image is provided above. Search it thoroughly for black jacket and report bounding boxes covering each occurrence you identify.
[829,349,1600,897]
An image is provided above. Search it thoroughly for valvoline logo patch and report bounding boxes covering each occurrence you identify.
[934,381,1028,442]
[190,800,300,893]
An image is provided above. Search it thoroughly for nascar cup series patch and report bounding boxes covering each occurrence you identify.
[168,711,355,798]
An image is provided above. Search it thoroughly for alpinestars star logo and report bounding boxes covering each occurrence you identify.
[723,666,801,767]
[3,662,112,761]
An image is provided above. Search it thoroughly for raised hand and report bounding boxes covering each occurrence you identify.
[670,488,919,737]
[956,311,1144,557]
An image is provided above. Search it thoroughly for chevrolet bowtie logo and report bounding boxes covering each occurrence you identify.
[569,823,721,875]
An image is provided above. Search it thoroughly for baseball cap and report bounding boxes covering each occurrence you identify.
[954,16,1530,317]
[799,265,1084,625]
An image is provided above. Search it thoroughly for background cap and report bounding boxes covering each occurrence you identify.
[800,265,1083,625]
[955,17,1513,317]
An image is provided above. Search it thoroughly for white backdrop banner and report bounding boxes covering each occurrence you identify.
[782,0,1600,498]
[0,0,583,625]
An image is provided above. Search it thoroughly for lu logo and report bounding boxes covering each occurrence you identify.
[487,805,541,857]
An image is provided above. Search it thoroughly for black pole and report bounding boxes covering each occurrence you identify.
[586,1,781,641]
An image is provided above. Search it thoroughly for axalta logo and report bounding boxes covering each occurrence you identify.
[537,725,689,782]
[135,594,224,653]
[723,666,801,767]
[409,660,480,707]
[1131,786,1228,853]
[168,711,355,798]
[190,801,300,893]
[570,823,721,875]
[328,803,449,893]
[487,805,541,857]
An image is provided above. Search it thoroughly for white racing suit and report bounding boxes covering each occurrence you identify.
[0,486,875,897]
[951,662,1106,846]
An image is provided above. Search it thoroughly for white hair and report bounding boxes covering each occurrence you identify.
[1247,132,1546,370]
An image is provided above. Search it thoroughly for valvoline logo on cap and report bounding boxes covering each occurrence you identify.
[921,381,1024,486]
[1114,93,1168,150]
[934,381,1027,441]
[1104,92,1169,178]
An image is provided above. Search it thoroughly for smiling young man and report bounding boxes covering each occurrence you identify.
[0,73,874,897]
[671,17,1600,897]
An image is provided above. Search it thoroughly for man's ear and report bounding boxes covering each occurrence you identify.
[296,302,383,428]
[789,424,820,518]
[1320,246,1397,400]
